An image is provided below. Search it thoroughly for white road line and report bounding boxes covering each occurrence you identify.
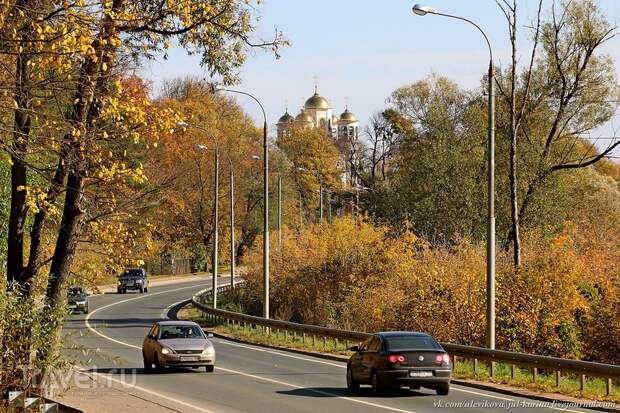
[214,365,414,413]
[83,284,417,413]
[161,299,190,320]
[213,335,590,413]
[83,283,589,413]
[85,283,205,349]
[213,339,347,368]
[82,371,217,413]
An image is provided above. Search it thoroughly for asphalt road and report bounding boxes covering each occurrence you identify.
[64,279,605,413]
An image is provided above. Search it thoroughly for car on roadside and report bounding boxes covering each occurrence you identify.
[67,286,89,314]
[117,268,149,294]
[142,321,216,372]
[346,331,451,395]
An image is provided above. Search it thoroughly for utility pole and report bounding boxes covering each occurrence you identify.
[229,160,235,289]
[212,149,219,308]
[412,4,496,350]
[277,174,282,251]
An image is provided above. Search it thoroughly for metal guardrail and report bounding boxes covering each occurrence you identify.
[191,283,619,395]
[5,391,59,412]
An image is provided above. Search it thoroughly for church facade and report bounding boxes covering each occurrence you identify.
[276,88,359,186]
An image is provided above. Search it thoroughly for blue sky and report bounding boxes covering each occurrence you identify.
[141,0,620,150]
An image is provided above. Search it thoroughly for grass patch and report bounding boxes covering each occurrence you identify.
[452,359,619,403]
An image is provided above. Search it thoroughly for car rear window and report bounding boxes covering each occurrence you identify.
[159,325,204,339]
[384,335,442,351]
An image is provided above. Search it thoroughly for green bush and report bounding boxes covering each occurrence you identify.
[0,285,66,398]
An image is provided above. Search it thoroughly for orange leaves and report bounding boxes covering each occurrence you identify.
[241,218,619,363]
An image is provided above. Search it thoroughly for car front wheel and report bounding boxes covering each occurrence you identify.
[143,354,152,372]
[153,354,163,371]
[346,365,359,393]
[205,365,214,373]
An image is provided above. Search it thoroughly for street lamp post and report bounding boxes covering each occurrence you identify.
[196,143,220,308]
[182,120,237,304]
[212,148,219,308]
[220,88,270,318]
[277,174,282,251]
[412,4,496,350]
[229,158,235,288]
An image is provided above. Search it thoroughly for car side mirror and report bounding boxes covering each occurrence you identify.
[349,345,360,352]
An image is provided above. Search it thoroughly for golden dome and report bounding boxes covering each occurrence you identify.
[339,108,357,123]
[332,115,340,123]
[278,111,294,124]
[295,109,313,124]
[304,92,330,110]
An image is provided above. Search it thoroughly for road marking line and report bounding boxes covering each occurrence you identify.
[213,339,346,368]
[161,299,190,320]
[86,283,206,350]
[83,283,589,413]
[83,371,217,413]
[213,340,589,412]
[214,365,415,413]
[83,285,417,413]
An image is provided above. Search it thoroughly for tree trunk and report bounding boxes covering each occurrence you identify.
[509,129,521,267]
[46,172,85,306]
[7,51,31,285]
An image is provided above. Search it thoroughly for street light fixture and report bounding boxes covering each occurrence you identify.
[251,155,283,252]
[213,85,269,318]
[412,4,496,351]
[178,122,238,300]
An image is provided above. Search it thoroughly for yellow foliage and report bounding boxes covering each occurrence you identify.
[242,218,620,362]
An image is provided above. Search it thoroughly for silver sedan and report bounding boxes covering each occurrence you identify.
[142,321,216,372]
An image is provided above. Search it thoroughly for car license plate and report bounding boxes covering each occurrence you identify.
[409,371,433,377]
[180,356,198,362]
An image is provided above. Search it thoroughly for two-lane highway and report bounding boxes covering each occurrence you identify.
[65,279,606,413]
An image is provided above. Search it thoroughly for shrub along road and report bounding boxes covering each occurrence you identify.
[60,279,611,413]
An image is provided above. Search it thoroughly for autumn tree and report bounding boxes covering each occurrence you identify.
[151,78,264,267]
[495,0,620,265]
[277,126,341,221]
[1,0,284,302]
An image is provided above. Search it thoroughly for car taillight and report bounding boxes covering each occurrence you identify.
[388,354,407,363]
[436,354,450,363]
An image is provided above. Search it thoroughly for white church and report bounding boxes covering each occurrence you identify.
[276,87,360,186]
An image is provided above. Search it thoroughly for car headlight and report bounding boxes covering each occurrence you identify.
[202,346,214,355]
[161,346,174,355]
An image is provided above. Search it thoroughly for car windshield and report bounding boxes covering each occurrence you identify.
[159,325,204,339]
[384,335,442,351]
[69,287,84,296]
[121,269,143,278]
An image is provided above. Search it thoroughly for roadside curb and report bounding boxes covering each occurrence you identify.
[173,302,620,413]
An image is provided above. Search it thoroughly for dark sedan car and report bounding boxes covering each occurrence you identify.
[347,332,451,395]
[67,286,89,314]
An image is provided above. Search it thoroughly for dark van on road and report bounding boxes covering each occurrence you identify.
[117,268,149,294]
[347,331,451,395]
